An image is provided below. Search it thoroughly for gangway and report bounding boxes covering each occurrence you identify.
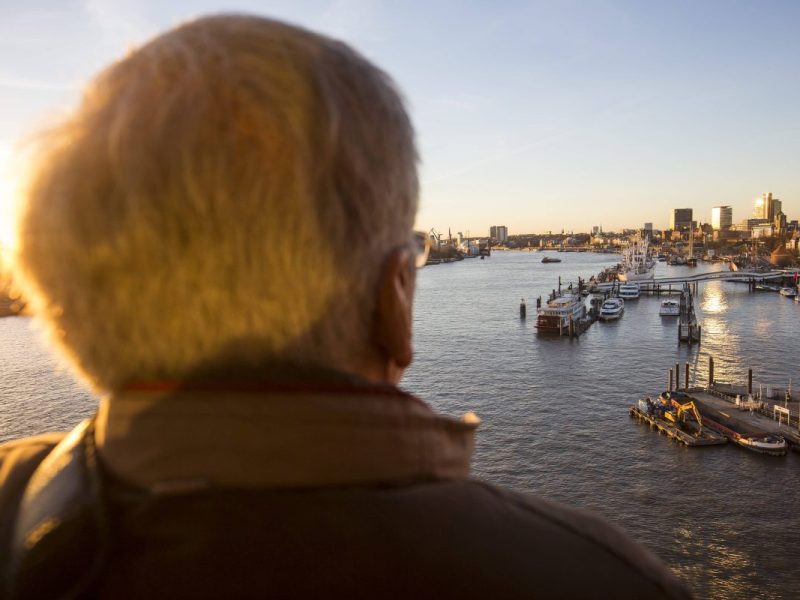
[590,269,794,292]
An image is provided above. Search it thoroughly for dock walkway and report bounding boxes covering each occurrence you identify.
[690,389,800,447]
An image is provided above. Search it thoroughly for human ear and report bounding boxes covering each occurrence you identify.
[374,248,415,378]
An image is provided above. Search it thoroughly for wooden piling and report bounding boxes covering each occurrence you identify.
[708,356,714,387]
[748,368,753,395]
[520,299,527,319]
[684,362,690,391]
[669,369,674,391]
[675,363,680,389]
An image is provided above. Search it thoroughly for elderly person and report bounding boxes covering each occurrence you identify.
[0,15,690,599]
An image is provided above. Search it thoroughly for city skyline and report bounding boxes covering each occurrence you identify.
[1,1,799,242]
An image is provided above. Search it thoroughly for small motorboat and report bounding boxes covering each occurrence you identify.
[618,283,640,299]
[541,256,562,263]
[598,297,624,321]
[779,287,797,298]
[659,299,680,316]
[738,434,788,456]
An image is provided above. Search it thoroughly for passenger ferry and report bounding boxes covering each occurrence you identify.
[536,294,585,333]
[618,283,641,299]
[598,298,624,321]
[659,299,680,316]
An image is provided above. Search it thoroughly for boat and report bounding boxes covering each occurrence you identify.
[536,293,585,332]
[618,283,640,299]
[659,299,680,316]
[779,287,797,298]
[541,256,562,263]
[598,297,624,321]
[618,236,654,282]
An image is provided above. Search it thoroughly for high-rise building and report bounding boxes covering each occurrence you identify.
[754,192,781,221]
[711,206,733,230]
[592,226,600,235]
[489,225,508,242]
[669,208,693,231]
[643,222,653,235]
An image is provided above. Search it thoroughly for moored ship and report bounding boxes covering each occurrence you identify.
[598,297,624,321]
[618,236,654,282]
[536,294,585,333]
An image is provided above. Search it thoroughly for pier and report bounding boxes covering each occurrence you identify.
[591,269,795,293]
[635,359,800,454]
[677,284,700,344]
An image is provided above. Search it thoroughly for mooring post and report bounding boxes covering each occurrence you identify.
[675,363,680,389]
[569,315,574,338]
[520,298,527,319]
[669,369,674,392]
[748,368,753,395]
[708,356,714,387]
[685,362,690,391]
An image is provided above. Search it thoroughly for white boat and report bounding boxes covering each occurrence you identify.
[618,236,655,282]
[598,297,624,321]
[659,299,680,316]
[779,287,797,298]
[536,294,585,332]
[618,283,640,299]
[738,434,787,456]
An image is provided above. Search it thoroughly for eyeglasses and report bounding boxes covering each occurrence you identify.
[411,231,432,269]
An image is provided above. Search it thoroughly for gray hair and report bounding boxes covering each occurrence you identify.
[13,14,418,390]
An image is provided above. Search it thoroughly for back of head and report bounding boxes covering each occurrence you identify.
[13,14,418,391]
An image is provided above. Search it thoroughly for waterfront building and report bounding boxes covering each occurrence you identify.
[754,192,782,221]
[489,225,508,243]
[711,206,732,230]
[669,208,693,231]
[752,224,776,239]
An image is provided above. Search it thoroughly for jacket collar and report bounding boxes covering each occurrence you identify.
[95,375,478,492]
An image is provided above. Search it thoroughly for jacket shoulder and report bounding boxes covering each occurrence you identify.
[453,480,692,599]
[0,433,66,524]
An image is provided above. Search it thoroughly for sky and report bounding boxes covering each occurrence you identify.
[0,0,799,240]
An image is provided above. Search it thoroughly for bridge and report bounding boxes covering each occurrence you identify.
[591,269,796,291]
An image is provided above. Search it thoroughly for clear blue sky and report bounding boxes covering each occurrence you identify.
[1,0,799,238]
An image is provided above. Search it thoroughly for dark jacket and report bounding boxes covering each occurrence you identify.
[1,377,692,599]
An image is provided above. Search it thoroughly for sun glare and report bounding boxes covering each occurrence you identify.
[0,142,19,271]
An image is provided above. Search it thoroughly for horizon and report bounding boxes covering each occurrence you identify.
[1,1,799,240]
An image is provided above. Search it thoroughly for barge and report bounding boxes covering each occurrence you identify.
[662,392,787,456]
[630,397,726,447]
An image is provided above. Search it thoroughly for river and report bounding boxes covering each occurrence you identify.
[1,251,798,598]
